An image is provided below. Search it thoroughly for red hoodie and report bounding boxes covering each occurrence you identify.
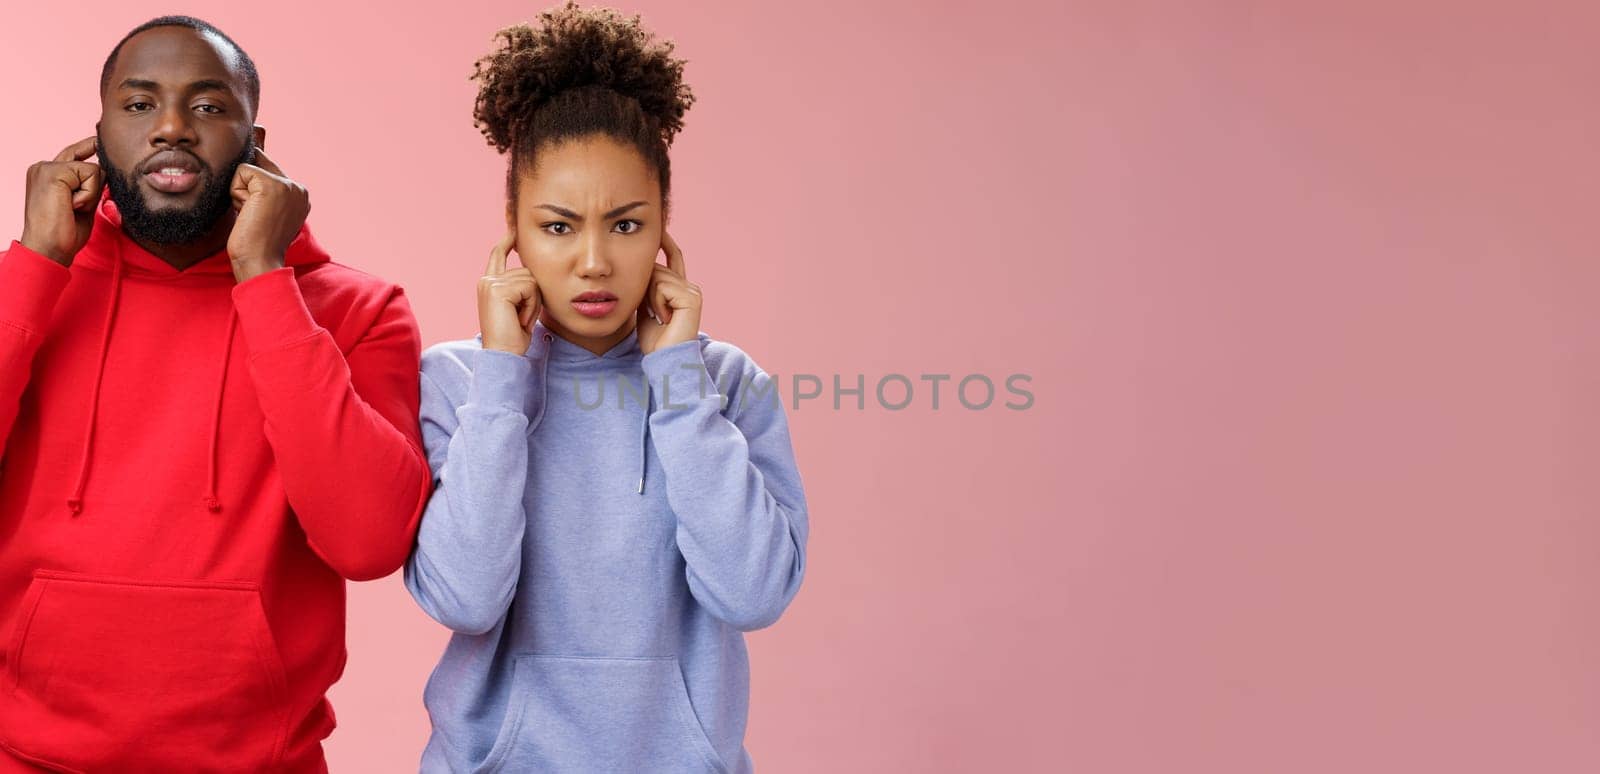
[0,196,429,772]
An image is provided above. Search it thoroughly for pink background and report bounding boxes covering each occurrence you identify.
[3,1,1598,771]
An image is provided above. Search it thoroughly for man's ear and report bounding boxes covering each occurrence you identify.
[252,125,267,150]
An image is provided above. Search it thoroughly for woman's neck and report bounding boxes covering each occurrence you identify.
[540,314,639,356]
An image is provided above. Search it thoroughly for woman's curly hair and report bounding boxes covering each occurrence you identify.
[471,2,695,209]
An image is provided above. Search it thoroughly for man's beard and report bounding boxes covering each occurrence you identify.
[98,138,257,245]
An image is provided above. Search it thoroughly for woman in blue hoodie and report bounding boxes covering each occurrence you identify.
[405,3,809,771]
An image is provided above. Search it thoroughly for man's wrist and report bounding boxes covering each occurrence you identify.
[231,253,286,282]
[17,233,70,267]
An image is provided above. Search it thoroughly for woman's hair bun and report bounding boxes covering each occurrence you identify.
[472,2,695,153]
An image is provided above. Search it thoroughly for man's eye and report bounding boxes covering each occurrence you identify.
[195,104,223,114]
[542,223,571,235]
[127,102,154,112]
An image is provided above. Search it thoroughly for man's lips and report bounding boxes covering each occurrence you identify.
[139,151,204,195]
[143,170,200,194]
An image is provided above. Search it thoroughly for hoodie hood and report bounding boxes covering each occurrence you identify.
[483,321,654,496]
[545,323,651,495]
[64,193,330,515]
[76,193,331,276]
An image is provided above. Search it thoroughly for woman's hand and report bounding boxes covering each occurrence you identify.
[478,230,543,354]
[637,231,701,355]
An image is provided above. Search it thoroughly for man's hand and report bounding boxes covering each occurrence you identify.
[227,148,309,282]
[19,137,103,267]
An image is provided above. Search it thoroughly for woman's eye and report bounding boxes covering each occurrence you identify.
[542,223,571,235]
[614,220,642,234]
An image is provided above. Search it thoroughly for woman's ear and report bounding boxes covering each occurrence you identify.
[505,202,516,231]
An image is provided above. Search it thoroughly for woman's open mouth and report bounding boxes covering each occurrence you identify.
[572,290,619,318]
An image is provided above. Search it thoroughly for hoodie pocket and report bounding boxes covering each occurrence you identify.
[1,571,289,772]
[478,655,728,774]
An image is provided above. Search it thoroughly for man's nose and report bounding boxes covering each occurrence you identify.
[150,104,198,148]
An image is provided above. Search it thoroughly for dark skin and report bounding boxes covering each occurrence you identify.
[19,26,309,280]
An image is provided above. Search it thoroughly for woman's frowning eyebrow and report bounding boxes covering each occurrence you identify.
[534,201,650,221]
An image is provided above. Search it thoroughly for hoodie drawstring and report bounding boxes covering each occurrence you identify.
[66,245,125,516]
[637,395,650,495]
[65,243,237,516]
[203,308,237,513]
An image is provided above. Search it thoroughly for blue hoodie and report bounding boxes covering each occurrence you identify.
[406,321,808,773]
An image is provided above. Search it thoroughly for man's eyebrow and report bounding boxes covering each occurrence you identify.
[115,78,232,94]
[188,79,231,94]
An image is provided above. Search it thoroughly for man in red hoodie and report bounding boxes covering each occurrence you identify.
[0,16,429,772]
